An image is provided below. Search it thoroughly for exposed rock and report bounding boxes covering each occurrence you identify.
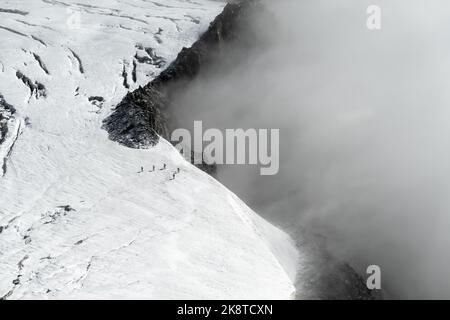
[292,228,382,300]
[15,71,47,100]
[0,94,16,146]
[103,85,168,148]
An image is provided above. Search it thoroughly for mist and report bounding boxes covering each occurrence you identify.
[170,0,450,299]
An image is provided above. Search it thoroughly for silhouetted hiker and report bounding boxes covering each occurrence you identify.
[138,166,143,173]
[170,172,176,180]
[177,168,180,174]
[160,163,166,170]
[149,165,155,172]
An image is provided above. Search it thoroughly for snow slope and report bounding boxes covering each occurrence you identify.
[0,0,298,299]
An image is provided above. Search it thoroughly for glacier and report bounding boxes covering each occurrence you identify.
[0,0,298,299]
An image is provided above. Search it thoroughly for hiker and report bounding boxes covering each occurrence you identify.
[160,163,166,170]
[138,166,143,173]
[177,168,180,174]
[170,172,176,180]
[149,165,155,172]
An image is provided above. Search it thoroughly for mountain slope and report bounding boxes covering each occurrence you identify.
[0,0,298,299]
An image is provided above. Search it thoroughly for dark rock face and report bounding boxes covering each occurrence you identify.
[152,1,260,89]
[0,94,18,177]
[103,85,168,148]
[0,94,16,146]
[15,71,47,100]
[292,228,382,300]
[102,1,260,148]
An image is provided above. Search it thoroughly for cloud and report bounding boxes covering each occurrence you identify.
[170,0,450,298]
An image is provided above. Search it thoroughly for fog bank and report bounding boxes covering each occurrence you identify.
[171,0,450,298]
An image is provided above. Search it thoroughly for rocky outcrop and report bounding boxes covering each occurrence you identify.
[102,85,168,148]
[0,94,18,176]
[0,95,15,146]
[292,228,382,300]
